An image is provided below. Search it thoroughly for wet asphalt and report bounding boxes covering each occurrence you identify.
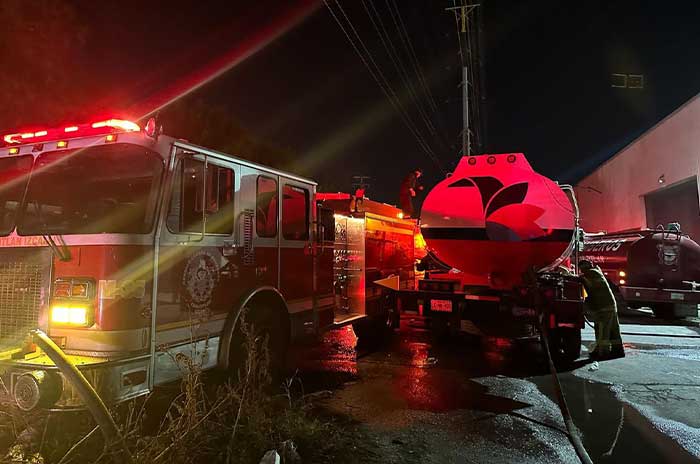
[291,315,700,464]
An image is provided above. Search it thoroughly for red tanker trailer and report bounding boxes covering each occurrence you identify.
[581,228,700,319]
[395,153,585,362]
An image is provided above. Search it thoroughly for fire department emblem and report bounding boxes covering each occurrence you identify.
[182,251,220,311]
[657,244,680,266]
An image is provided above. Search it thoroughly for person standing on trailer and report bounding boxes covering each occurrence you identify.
[578,259,625,360]
[399,168,423,218]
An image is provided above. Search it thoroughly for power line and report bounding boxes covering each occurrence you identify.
[323,0,446,173]
[381,0,455,155]
[386,0,441,115]
[332,0,442,167]
[361,0,444,150]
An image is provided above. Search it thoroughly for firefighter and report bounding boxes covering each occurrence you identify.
[578,259,625,360]
[399,168,423,218]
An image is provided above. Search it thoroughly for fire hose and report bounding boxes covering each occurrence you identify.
[537,316,594,464]
[30,330,134,464]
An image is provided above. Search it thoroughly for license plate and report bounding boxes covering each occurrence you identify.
[671,292,685,301]
[430,299,452,312]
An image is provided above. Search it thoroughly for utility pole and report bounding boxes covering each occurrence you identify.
[446,3,480,156]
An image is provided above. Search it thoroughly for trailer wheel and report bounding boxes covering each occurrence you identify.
[559,328,582,363]
[652,303,676,320]
[353,295,396,347]
[611,286,630,315]
[544,328,581,365]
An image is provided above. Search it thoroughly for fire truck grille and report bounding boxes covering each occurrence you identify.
[0,248,51,347]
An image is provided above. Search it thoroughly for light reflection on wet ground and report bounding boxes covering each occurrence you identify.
[290,316,698,463]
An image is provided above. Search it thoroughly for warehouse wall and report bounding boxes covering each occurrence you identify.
[575,93,700,235]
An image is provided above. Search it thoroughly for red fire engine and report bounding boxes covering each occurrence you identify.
[581,228,700,319]
[0,118,407,411]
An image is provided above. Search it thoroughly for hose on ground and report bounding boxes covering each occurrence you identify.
[31,329,134,464]
[538,317,594,464]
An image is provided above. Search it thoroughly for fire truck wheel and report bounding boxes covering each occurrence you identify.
[228,305,290,387]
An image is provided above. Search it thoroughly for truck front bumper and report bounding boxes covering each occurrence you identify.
[0,351,150,410]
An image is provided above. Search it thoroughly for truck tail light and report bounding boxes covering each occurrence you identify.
[618,270,626,277]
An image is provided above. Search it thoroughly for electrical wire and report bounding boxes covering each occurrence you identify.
[361,0,444,150]
[323,0,446,174]
[451,0,465,68]
[386,0,440,115]
[378,0,454,155]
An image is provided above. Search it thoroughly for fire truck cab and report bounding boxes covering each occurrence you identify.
[0,118,348,410]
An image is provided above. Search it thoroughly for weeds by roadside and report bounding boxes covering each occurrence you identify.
[1,317,351,464]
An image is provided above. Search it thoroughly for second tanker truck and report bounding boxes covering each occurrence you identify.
[581,228,700,319]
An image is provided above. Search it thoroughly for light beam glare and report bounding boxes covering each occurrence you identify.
[134,0,320,121]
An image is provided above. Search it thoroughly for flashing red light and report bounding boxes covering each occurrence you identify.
[91,119,140,132]
[2,118,140,145]
[144,117,157,137]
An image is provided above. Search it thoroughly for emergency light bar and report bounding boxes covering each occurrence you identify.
[2,118,141,145]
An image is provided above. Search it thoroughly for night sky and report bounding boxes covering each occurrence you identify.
[4,0,700,205]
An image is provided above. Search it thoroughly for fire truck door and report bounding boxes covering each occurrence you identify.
[239,167,279,289]
[279,181,316,337]
[152,149,239,385]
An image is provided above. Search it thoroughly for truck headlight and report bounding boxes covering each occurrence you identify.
[50,305,91,326]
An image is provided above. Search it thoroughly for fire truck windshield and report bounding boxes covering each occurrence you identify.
[17,144,164,235]
[0,155,33,236]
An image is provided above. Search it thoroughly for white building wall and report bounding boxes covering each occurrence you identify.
[575,94,700,233]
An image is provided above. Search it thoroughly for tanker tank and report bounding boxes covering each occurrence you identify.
[420,153,577,290]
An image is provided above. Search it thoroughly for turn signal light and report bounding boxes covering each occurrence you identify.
[50,305,89,326]
[53,281,72,298]
[53,278,92,298]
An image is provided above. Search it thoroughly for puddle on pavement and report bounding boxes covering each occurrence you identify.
[292,324,545,413]
[534,373,698,464]
[293,323,698,462]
